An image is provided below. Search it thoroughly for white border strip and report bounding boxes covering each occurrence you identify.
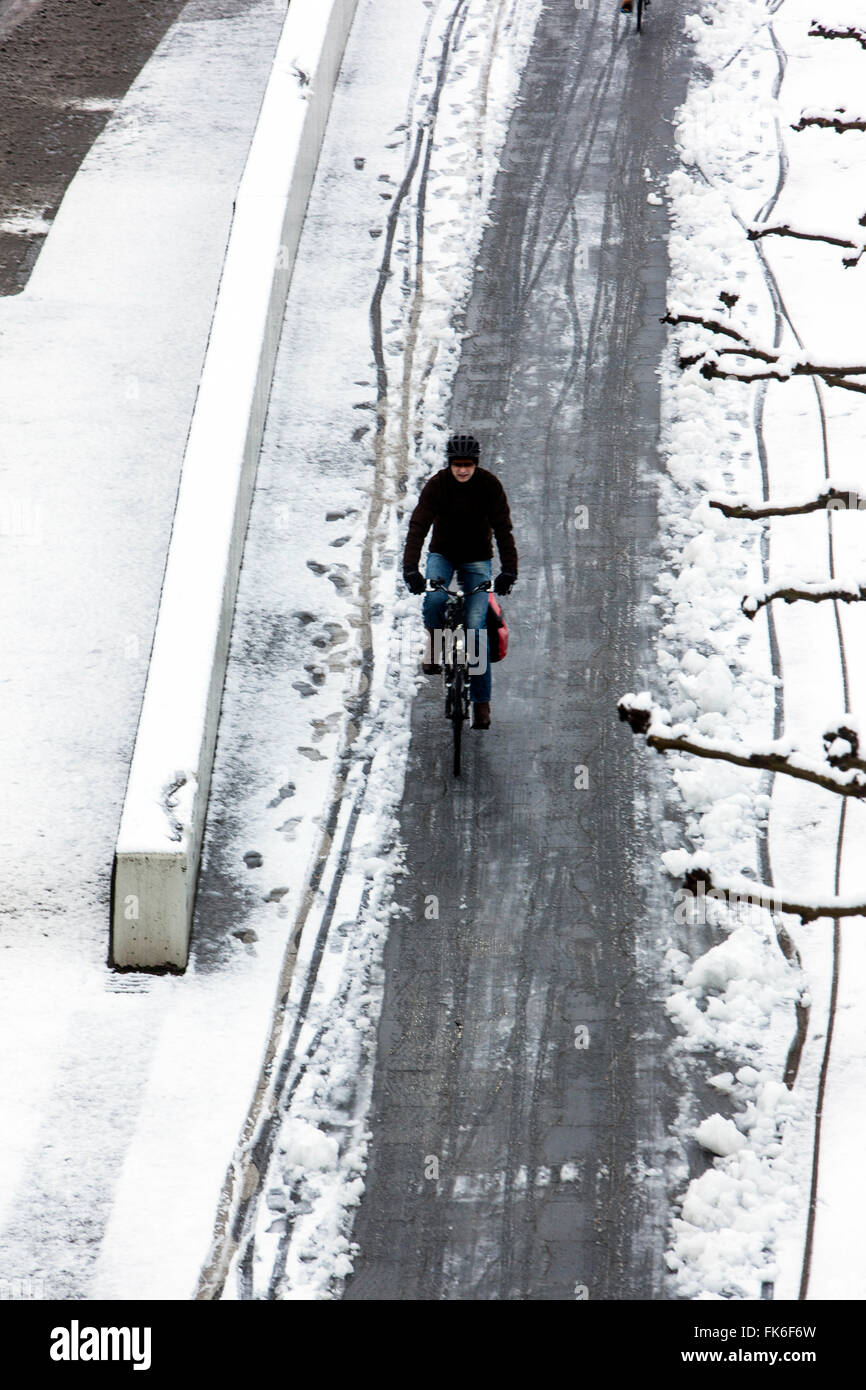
[111,0,360,970]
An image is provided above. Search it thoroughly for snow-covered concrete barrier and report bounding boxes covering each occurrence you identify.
[111,0,360,970]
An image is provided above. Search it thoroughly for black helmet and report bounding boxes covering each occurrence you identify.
[446,433,480,463]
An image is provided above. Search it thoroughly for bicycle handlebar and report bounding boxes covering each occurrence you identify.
[426,578,491,595]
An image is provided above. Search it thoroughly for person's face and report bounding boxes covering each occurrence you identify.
[450,460,476,483]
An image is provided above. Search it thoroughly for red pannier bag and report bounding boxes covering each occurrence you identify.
[486,592,509,662]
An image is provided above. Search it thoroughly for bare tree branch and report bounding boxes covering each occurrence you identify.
[662,309,866,394]
[710,484,866,519]
[808,23,866,52]
[747,221,866,268]
[660,310,750,344]
[698,357,866,395]
[617,695,866,797]
[676,860,866,924]
[709,347,866,378]
[748,222,860,251]
[741,577,866,617]
[822,721,866,773]
[792,109,866,134]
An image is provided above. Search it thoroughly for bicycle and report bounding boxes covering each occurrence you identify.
[426,577,491,777]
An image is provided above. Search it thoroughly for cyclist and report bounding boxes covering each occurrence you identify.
[620,1,633,11]
[402,433,518,730]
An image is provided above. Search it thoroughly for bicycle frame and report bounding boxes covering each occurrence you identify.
[426,577,490,776]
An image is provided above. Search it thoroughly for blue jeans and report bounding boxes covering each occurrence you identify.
[422,553,492,703]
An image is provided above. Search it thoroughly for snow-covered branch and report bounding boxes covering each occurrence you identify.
[617,694,866,797]
[747,220,866,269]
[792,107,866,134]
[709,483,866,519]
[662,310,866,395]
[822,720,866,773]
[666,854,866,924]
[701,358,866,394]
[661,310,749,345]
[808,23,866,52]
[741,576,866,618]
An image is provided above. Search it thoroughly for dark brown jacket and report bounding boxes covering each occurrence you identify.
[402,467,518,573]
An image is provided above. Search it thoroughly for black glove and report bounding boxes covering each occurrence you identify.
[403,567,426,595]
[494,570,516,596]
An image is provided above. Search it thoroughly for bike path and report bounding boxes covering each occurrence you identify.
[344,1,694,1300]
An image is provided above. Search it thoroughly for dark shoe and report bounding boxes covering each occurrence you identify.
[472,701,491,729]
[422,662,441,675]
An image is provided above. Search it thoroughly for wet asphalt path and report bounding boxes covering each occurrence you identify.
[344,1,695,1300]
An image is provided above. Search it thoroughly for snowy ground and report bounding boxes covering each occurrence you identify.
[0,0,287,1299]
[650,0,866,1299]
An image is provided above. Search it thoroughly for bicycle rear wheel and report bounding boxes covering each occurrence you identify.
[452,666,464,776]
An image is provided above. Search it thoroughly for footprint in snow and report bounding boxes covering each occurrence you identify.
[292,680,318,698]
[243,850,263,869]
[297,747,327,762]
[278,817,302,838]
[307,560,327,575]
[312,713,341,742]
[267,782,296,808]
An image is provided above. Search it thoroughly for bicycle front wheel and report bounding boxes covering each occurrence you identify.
[452,666,464,777]
[636,0,644,32]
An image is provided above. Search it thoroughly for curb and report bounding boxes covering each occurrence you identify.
[111,0,360,970]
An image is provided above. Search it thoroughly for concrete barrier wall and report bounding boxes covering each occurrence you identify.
[111,0,360,970]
